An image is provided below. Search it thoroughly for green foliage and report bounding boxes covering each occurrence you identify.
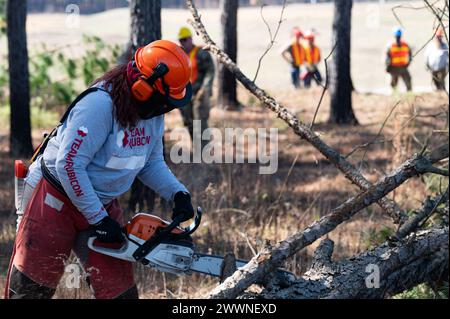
[423,173,449,195]
[25,34,121,110]
[394,282,449,299]
[0,62,7,104]
[362,225,394,250]
[0,0,5,36]
[0,33,121,130]
[81,34,122,86]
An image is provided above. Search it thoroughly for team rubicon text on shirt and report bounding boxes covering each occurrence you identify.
[64,127,88,197]
[119,127,151,148]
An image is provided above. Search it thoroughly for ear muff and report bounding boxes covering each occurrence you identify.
[131,63,170,102]
[131,77,155,102]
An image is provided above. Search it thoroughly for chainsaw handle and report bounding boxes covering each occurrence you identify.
[87,237,137,262]
[132,207,203,262]
[132,213,184,261]
[173,206,203,238]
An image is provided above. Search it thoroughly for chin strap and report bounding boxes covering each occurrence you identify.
[126,61,141,87]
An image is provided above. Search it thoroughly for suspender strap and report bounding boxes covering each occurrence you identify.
[38,87,109,197]
[59,87,108,124]
[41,157,68,197]
[31,87,108,163]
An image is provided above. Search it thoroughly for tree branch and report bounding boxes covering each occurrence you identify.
[260,227,448,299]
[207,146,448,299]
[185,0,407,225]
[253,1,287,83]
[395,187,449,239]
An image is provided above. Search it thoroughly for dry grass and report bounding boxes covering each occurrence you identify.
[0,88,448,298]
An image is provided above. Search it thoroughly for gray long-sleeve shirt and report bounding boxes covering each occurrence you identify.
[26,89,188,225]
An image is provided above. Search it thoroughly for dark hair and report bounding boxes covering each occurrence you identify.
[91,64,139,128]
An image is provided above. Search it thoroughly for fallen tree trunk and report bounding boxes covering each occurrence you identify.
[207,147,448,299]
[259,227,448,299]
[185,0,405,224]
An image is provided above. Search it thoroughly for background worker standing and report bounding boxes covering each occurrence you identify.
[178,27,215,144]
[302,30,322,88]
[424,27,449,91]
[281,27,305,88]
[386,28,412,92]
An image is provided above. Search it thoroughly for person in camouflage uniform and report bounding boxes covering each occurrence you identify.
[178,27,215,144]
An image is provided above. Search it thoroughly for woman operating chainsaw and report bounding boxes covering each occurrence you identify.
[5,40,195,299]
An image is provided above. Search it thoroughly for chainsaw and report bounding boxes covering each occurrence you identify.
[88,208,295,282]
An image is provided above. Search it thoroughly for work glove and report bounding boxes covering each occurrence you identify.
[93,216,124,243]
[172,191,194,223]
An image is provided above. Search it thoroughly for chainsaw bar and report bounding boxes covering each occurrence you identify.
[190,254,297,285]
[190,253,248,277]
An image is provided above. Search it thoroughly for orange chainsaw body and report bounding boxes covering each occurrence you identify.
[125,213,184,242]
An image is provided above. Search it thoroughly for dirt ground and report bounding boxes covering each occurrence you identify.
[0,86,448,298]
[1,0,448,93]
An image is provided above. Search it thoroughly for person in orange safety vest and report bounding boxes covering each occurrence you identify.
[302,30,322,88]
[281,27,305,88]
[386,27,412,91]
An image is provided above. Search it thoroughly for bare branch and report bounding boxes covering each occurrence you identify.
[396,187,449,239]
[424,0,449,44]
[207,146,448,299]
[260,227,448,299]
[253,0,287,83]
[346,106,447,160]
[186,0,406,225]
[310,43,337,129]
[357,100,402,171]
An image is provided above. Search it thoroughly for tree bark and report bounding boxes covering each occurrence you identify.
[259,227,448,299]
[127,0,163,213]
[328,0,358,125]
[218,0,239,110]
[7,0,33,157]
[207,146,448,299]
[119,0,162,63]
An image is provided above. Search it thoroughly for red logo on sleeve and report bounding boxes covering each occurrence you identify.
[77,126,88,138]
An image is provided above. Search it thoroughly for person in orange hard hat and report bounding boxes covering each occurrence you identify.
[386,27,412,92]
[424,27,448,91]
[178,26,215,143]
[5,40,195,299]
[302,30,322,88]
[281,27,305,88]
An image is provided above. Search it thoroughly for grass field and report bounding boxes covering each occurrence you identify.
[1,0,448,93]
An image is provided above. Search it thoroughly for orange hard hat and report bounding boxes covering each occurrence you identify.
[292,27,303,39]
[133,40,192,102]
[435,26,444,37]
[304,30,315,40]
